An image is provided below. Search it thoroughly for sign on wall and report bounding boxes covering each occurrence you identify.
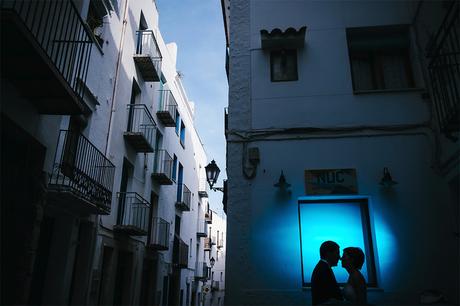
[305,169,358,195]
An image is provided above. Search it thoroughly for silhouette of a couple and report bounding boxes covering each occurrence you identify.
[311,241,367,305]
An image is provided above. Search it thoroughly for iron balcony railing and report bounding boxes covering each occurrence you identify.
[427,1,459,140]
[124,104,156,152]
[173,237,189,268]
[157,90,178,127]
[217,237,224,249]
[204,237,212,251]
[49,130,115,214]
[198,176,209,198]
[212,280,220,291]
[212,235,217,245]
[205,208,212,224]
[115,192,150,236]
[148,217,170,250]
[134,30,162,81]
[1,0,93,113]
[151,149,173,184]
[176,184,191,211]
[195,262,209,279]
[196,214,207,237]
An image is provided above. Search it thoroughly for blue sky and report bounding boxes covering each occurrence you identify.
[157,0,228,216]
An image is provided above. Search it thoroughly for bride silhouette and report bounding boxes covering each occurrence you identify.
[341,247,367,305]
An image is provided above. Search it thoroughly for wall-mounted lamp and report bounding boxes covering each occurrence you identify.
[205,160,224,192]
[274,171,291,189]
[379,167,398,187]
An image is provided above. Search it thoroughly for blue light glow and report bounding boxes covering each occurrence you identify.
[299,202,369,283]
[373,214,397,285]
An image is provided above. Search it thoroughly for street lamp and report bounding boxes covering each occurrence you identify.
[209,256,216,293]
[210,257,215,268]
[205,160,224,192]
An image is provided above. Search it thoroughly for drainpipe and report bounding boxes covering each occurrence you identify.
[105,0,130,156]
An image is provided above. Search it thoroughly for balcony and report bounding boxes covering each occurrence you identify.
[1,1,93,114]
[211,235,217,245]
[124,104,156,153]
[195,262,209,280]
[204,237,212,251]
[175,184,191,211]
[148,217,170,251]
[156,90,177,127]
[151,149,173,185]
[212,280,220,291]
[134,30,161,82]
[48,130,115,215]
[217,238,224,249]
[173,237,188,268]
[196,217,207,238]
[114,192,150,236]
[205,209,212,224]
[198,179,208,198]
[427,1,459,140]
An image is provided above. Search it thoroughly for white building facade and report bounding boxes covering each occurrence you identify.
[222,0,459,305]
[204,210,226,306]
[1,0,222,305]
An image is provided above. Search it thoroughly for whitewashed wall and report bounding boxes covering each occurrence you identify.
[226,0,458,305]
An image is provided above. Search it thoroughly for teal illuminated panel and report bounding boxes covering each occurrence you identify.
[298,197,377,287]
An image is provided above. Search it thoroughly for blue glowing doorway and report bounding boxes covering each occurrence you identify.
[298,196,377,287]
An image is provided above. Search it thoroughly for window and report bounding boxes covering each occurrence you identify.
[127,79,141,132]
[298,197,377,287]
[179,121,186,148]
[175,113,180,135]
[174,215,181,236]
[172,155,177,181]
[346,25,415,92]
[153,131,163,172]
[176,163,183,202]
[270,49,298,82]
[117,158,133,225]
[61,117,83,178]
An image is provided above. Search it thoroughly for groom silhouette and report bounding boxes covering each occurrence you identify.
[311,241,343,305]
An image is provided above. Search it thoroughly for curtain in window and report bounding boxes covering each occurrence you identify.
[351,58,373,91]
[381,54,409,89]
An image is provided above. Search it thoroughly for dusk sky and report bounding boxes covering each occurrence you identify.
[157,0,228,216]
